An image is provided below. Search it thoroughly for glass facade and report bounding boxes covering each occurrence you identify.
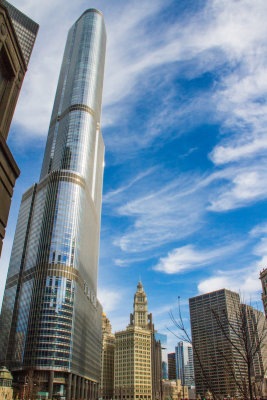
[0,9,106,399]
[175,342,195,387]
[1,0,39,66]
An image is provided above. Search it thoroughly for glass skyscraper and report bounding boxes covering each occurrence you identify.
[175,342,195,387]
[0,8,106,400]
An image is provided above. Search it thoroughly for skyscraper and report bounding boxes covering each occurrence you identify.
[0,0,38,255]
[114,281,162,400]
[0,8,106,400]
[189,289,267,399]
[189,289,245,398]
[175,342,194,387]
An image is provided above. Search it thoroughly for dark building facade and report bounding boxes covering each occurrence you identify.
[167,353,176,380]
[189,289,267,399]
[0,0,38,255]
[0,8,106,400]
[189,290,244,398]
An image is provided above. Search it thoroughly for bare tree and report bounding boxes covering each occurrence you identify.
[210,300,267,400]
[169,298,221,400]
[169,295,267,400]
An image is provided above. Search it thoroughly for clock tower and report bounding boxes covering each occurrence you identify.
[132,281,149,328]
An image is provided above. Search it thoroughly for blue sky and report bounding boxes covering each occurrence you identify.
[1,0,267,351]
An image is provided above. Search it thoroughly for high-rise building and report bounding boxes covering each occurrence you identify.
[260,268,267,316]
[100,313,115,400]
[114,282,162,400]
[189,289,245,398]
[189,289,267,399]
[167,353,176,380]
[154,333,168,380]
[175,342,194,387]
[1,0,38,66]
[0,1,38,255]
[0,8,106,400]
[242,304,267,397]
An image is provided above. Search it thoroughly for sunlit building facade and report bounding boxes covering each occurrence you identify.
[0,8,106,400]
[100,313,115,400]
[114,282,162,400]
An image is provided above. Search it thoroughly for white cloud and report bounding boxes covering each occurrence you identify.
[198,220,267,300]
[208,166,267,211]
[154,242,243,274]
[198,270,262,300]
[10,0,267,148]
[114,175,205,253]
[98,288,123,313]
[103,168,156,204]
[210,137,267,166]
[250,222,267,238]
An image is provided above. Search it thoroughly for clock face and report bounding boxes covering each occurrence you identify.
[138,305,144,310]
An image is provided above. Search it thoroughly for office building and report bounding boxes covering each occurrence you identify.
[0,1,38,255]
[260,268,267,316]
[100,313,115,400]
[155,333,168,379]
[0,8,106,400]
[167,353,176,380]
[189,289,266,399]
[242,304,267,397]
[175,342,194,387]
[1,0,38,65]
[114,281,162,400]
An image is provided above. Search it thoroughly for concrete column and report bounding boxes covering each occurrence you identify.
[85,381,89,400]
[77,376,81,400]
[72,375,77,400]
[88,381,92,400]
[91,382,95,400]
[67,373,72,400]
[93,383,96,400]
[49,371,54,400]
[81,378,84,400]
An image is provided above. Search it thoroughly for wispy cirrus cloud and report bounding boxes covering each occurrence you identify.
[208,163,267,212]
[113,176,205,253]
[103,168,156,204]
[153,242,243,274]
[11,0,267,149]
[197,221,267,300]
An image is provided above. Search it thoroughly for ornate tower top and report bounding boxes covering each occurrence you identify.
[131,281,149,328]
